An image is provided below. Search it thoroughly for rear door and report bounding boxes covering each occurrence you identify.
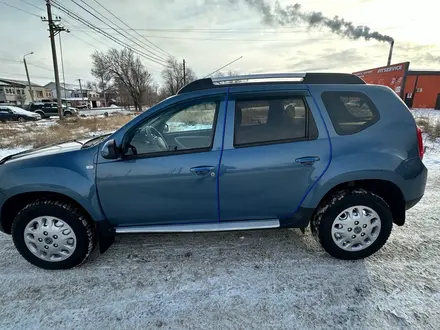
[219,89,330,222]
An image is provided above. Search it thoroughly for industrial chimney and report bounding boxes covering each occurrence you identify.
[387,40,395,66]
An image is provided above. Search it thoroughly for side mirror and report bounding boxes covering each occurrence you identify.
[101,139,120,159]
[163,123,169,133]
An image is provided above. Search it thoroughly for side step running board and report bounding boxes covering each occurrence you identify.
[115,219,280,234]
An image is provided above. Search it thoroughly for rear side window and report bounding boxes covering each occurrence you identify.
[234,96,318,147]
[321,91,379,135]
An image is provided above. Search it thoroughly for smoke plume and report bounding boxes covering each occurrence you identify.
[230,0,394,43]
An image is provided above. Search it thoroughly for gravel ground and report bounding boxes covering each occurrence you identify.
[0,161,439,329]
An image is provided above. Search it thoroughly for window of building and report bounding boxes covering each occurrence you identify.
[234,95,317,147]
[321,91,379,135]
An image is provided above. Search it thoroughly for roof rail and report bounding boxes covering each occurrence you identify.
[212,73,306,83]
[177,72,365,94]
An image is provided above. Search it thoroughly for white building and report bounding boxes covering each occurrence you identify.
[44,82,101,108]
[0,78,52,105]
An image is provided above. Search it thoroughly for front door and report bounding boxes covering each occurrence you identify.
[435,93,440,110]
[96,96,225,226]
[219,91,330,221]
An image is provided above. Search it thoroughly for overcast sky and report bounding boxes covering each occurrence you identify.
[0,0,439,87]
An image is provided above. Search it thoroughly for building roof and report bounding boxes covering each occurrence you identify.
[0,78,42,88]
[408,71,440,76]
[0,81,11,86]
[45,81,92,91]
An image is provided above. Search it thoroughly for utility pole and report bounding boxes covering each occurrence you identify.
[183,59,186,85]
[58,31,69,108]
[23,52,34,103]
[42,0,63,119]
[78,79,85,106]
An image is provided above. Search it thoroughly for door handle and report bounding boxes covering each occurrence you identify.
[295,156,320,167]
[190,166,215,176]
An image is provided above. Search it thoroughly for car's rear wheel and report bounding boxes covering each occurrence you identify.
[11,200,95,269]
[64,111,72,118]
[17,116,25,122]
[311,189,393,260]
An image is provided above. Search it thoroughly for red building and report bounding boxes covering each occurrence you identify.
[353,64,440,110]
[403,71,440,109]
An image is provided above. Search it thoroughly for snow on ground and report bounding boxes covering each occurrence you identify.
[0,113,440,329]
[0,151,439,329]
[79,108,135,117]
[0,146,31,160]
[168,121,212,132]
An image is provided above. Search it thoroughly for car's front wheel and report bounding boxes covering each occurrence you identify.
[12,200,95,269]
[311,189,393,260]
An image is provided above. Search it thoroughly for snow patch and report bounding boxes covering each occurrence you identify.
[168,121,212,132]
[0,146,32,159]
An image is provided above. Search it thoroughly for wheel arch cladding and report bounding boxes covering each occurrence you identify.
[309,178,406,226]
[1,191,99,234]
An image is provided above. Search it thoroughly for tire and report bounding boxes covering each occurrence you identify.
[17,116,25,122]
[311,189,393,260]
[36,111,45,119]
[11,200,95,269]
[64,111,72,118]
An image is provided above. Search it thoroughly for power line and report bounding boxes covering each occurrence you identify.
[102,34,348,42]
[18,0,45,11]
[0,0,40,18]
[73,27,314,34]
[51,0,167,67]
[68,0,168,64]
[90,0,171,58]
[0,59,86,79]
[0,71,61,80]
[74,0,168,62]
[68,32,101,50]
[61,16,110,49]
[52,1,161,64]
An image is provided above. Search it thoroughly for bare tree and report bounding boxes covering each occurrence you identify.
[91,49,153,111]
[91,51,113,106]
[212,70,240,78]
[160,57,196,97]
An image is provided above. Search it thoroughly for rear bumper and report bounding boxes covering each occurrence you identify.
[405,196,423,210]
[396,157,428,203]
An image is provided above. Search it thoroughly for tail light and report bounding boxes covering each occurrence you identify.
[417,126,424,160]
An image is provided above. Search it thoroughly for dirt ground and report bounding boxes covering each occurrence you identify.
[0,164,439,330]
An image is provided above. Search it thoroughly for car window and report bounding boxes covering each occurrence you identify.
[234,95,317,147]
[125,98,220,156]
[166,102,216,132]
[321,91,379,135]
[0,107,10,114]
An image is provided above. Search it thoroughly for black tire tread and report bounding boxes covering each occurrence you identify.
[11,200,95,268]
[311,188,393,260]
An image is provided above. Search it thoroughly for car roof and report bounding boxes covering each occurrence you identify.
[178,73,365,94]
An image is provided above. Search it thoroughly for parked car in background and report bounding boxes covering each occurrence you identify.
[0,105,41,122]
[28,102,79,118]
[0,73,427,269]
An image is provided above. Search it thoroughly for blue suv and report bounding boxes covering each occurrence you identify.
[0,73,427,269]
